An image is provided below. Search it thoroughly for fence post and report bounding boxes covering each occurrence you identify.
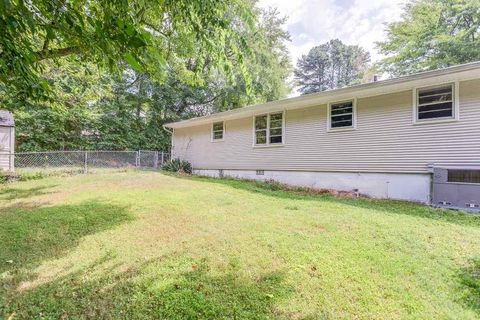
[153,151,158,169]
[136,151,140,168]
[84,151,88,174]
[160,152,164,167]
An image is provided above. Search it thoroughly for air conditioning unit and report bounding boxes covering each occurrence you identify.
[432,167,480,212]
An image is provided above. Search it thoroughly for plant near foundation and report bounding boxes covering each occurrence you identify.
[162,158,192,174]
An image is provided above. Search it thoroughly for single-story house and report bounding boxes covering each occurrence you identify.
[164,62,480,205]
[0,110,15,172]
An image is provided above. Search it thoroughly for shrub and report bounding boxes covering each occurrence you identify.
[18,171,49,181]
[0,171,8,183]
[162,158,192,174]
[0,170,20,183]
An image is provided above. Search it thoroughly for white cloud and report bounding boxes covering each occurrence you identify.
[258,0,406,65]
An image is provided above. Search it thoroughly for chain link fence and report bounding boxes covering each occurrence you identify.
[13,150,170,174]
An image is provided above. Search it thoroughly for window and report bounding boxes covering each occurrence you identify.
[269,113,283,144]
[255,115,267,144]
[254,112,284,146]
[329,100,355,130]
[448,169,480,184]
[212,121,224,141]
[416,84,455,121]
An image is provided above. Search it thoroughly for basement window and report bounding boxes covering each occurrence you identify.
[415,84,456,122]
[254,112,284,146]
[212,121,224,141]
[448,169,480,184]
[328,100,356,130]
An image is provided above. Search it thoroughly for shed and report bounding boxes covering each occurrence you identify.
[0,110,15,172]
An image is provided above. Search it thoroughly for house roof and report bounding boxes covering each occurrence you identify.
[164,61,480,129]
[0,110,14,127]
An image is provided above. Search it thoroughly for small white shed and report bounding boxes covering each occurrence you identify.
[0,110,15,172]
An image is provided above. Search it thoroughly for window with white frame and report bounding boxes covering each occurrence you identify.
[212,121,224,141]
[254,112,283,145]
[269,112,283,144]
[329,100,354,129]
[416,84,455,121]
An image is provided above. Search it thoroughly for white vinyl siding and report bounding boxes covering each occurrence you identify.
[172,79,480,174]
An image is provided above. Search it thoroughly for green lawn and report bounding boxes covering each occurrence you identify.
[1,171,480,319]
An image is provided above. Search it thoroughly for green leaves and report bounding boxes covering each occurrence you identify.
[0,0,258,104]
[128,36,146,49]
[124,53,144,72]
[377,0,480,76]
[3,0,292,153]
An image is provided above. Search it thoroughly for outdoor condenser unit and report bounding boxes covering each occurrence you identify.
[432,167,480,212]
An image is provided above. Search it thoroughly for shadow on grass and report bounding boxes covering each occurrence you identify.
[180,174,480,228]
[0,200,133,274]
[459,258,480,315]
[2,256,290,319]
[0,185,57,201]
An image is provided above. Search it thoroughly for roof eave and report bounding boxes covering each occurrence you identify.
[164,61,480,129]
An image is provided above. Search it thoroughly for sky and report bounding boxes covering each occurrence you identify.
[257,0,407,66]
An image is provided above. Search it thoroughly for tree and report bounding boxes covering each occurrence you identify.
[198,7,292,113]
[0,0,254,101]
[7,3,292,152]
[377,0,480,76]
[223,7,292,107]
[294,39,370,95]
[89,7,292,151]
[12,59,112,151]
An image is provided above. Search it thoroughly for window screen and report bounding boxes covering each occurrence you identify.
[417,85,454,120]
[448,170,480,184]
[330,101,354,128]
[212,121,224,140]
[269,112,283,144]
[254,112,283,145]
[255,115,267,144]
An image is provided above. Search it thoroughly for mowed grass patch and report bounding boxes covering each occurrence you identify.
[1,171,480,319]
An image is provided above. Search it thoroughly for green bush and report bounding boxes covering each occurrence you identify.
[162,158,192,174]
[18,171,49,181]
[0,170,20,183]
[0,172,8,183]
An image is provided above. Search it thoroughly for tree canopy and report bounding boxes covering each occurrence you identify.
[294,39,370,95]
[0,0,255,101]
[3,2,292,152]
[377,0,480,76]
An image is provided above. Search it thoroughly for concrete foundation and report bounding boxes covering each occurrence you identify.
[193,169,432,203]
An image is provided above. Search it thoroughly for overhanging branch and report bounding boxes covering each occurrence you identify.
[36,46,80,62]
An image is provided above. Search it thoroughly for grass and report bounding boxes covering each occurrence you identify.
[1,171,480,319]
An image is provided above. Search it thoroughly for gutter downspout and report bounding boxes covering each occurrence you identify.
[427,163,435,205]
[162,125,173,134]
[162,125,174,158]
